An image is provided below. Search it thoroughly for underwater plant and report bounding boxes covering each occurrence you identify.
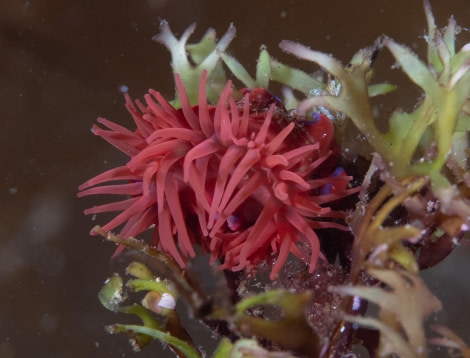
[79,1,470,357]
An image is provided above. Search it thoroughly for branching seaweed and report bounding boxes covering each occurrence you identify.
[332,268,442,358]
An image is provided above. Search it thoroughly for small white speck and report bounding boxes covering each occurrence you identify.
[462,43,470,52]
[352,296,362,311]
[280,11,287,18]
[158,293,176,310]
[9,187,18,194]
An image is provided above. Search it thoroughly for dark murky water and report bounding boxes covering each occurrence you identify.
[1,1,469,357]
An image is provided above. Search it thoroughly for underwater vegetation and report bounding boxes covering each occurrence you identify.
[78,1,470,357]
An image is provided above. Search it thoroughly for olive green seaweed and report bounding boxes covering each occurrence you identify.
[280,0,470,191]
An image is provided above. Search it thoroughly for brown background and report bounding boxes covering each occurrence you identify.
[1,0,469,357]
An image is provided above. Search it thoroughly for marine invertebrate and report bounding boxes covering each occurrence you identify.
[83,2,470,356]
[78,70,356,279]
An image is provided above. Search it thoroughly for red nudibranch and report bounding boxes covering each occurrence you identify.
[78,70,357,279]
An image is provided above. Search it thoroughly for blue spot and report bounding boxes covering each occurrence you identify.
[311,112,322,124]
[227,214,242,231]
[118,84,129,94]
[321,167,346,195]
[331,166,346,177]
[272,94,282,102]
